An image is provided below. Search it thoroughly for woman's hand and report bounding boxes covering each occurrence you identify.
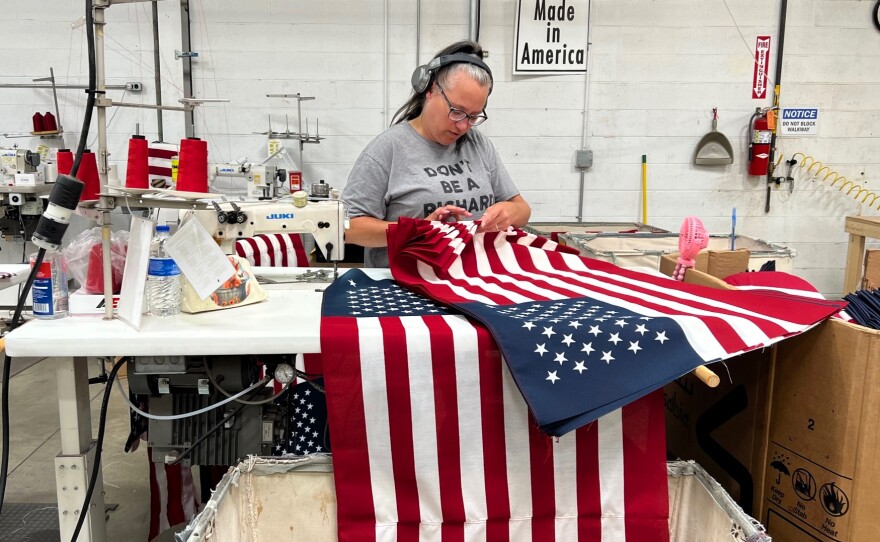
[426,205,472,223]
[477,196,531,233]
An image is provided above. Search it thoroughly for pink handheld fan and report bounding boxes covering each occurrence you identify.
[674,216,708,281]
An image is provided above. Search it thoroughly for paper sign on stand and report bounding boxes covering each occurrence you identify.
[117,216,153,330]
[164,217,235,300]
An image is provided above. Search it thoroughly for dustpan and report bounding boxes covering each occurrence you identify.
[694,108,734,166]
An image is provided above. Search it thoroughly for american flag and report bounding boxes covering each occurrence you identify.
[234,233,310,268]
[387,218,846,436]
[320,270,669,542]
[272,379,330,456]
[148,141,178,188]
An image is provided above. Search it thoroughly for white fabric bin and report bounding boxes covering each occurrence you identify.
[560,232,795,273]
[175,457,770,542]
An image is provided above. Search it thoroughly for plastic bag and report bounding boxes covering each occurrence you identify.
[63,227,129,294]
[181,255,267,313]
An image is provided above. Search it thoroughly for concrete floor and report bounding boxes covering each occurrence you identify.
[0,357,155,540]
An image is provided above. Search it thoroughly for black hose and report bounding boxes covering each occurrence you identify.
[0,0,98,521]
[70,357,126,541]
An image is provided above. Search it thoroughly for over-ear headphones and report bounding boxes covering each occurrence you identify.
[410,53,493,94]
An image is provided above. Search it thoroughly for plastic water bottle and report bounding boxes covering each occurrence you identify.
[30,251,69,319]
[146,224,181,317]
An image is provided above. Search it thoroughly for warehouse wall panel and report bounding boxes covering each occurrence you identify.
[0,0,878,297]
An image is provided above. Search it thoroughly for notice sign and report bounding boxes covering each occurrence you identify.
[514,0,589,74]
[779,108,819,135]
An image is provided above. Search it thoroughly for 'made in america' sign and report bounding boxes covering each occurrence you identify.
[514,0,589,75]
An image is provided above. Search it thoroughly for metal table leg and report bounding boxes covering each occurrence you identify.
[55,356,107,542]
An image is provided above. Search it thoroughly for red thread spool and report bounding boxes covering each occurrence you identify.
[85,243,123,294]
[56,149,74,176]
[125,135,149,189]
[32,112,45,133]
[78,150,101,201]
[43,112,58,131]
[175,137,208,192]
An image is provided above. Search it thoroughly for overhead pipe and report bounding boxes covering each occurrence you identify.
[765,0,787,213]
[469,0,480,42]
[576,0,593,221]
[152,0,164,140]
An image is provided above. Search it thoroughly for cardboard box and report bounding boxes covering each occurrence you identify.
[665,349,772,517]
[660,252,772,517]
[861,249,880,290]
[658,249,750,281]
[760,318,880,542]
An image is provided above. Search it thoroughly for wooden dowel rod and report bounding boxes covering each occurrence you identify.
[694,365,720,388]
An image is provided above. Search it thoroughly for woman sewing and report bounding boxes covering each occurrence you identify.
[342,40,531,268]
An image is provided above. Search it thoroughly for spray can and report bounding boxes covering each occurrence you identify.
[288,171,302,192]
[30,252,69,319]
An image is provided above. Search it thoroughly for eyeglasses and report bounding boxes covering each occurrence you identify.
[435,82,488,127]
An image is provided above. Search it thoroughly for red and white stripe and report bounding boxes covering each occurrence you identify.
[234,233,309,268]
[321,313,668,542]
[148,141,178,187]
[148,449,197,540]
[390,220,845,361]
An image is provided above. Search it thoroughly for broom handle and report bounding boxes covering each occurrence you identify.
[641,155,648,223]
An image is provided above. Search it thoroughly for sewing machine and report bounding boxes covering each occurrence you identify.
[183,198,347,262]
[210,161,281,200]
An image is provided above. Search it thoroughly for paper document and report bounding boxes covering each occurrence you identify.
[117,216,153,330]
[164,217,235,300]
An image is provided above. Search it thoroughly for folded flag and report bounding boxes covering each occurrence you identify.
[388,218,847,436]
[320,270,669,542]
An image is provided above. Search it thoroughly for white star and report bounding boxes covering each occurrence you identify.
[523,322,536,330]
[348,279,356,287]
[546,371,560,384]
[554,352,567,365]
[635,324,649,336]
[615,319,628,328]
[655,331,669,344]
[542,326,556,338]
[608,332,622,345]
[628,341,642,354]
[561,334,575,346]
[607,311,618,315]
[568,321,582,329]
[573,361,588,374]
[581,342,595,355]
[601,351,615,364]
[535,343,548,356]
[588,325,602,337]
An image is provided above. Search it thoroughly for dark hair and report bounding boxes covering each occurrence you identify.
[391,40,493,140]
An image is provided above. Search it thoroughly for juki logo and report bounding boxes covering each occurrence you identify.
[267,213,295,220]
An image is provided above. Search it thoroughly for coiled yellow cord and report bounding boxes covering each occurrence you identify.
[790,152,880,209]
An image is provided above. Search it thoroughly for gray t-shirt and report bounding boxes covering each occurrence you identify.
[342,122,519,267]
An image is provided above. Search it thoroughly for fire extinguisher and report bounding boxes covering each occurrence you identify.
[748,110,772,176]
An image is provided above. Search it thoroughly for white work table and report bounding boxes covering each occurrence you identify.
[6,282,326,358]
[2,266,386,541]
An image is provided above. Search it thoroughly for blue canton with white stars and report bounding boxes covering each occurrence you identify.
[273,380,330,456]
[323,272,452,318]
[456,296,704,434]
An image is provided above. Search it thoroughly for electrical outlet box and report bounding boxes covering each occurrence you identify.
[575,149,593,169]
[21,200,43,216]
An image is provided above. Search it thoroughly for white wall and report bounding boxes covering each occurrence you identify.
[2,0,879,296]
